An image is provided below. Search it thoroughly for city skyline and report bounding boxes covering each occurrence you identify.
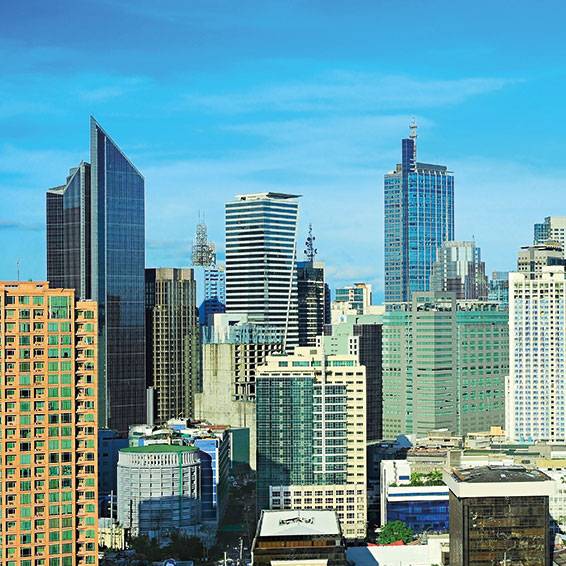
[2,2,566,300]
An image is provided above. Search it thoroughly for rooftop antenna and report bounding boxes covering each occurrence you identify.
[304,222,318,262]
[16,260,20,282]
[409,117,418,164]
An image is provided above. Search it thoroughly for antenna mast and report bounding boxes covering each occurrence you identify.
[191,213,216,267]
[409,116,418,164]
[304,223,318,262]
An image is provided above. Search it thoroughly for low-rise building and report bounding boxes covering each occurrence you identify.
[445,465,555,566]
[252,510,346,566]
[380,460,449,533]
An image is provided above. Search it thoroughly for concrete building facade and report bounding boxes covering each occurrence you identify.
[195,314,285,469]
[0,281,99,566]
[117,445,201,538]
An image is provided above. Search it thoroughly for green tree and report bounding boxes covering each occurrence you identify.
[378,521,414,545]
[409,472,425,486]
[424,470,444,486]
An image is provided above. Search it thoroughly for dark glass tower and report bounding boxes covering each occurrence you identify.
[384,124,454,302]
[46,117,146,434]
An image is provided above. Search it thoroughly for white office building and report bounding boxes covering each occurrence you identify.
[225,192,300,349]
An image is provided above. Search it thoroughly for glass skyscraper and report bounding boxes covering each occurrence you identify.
[225,192,299,349]
[384,128,454,302]
[46,117,146,434]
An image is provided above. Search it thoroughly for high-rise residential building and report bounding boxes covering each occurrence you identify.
[0,281,98,566]
[318,313,383,442]
[534,216,566,251]
[256,347,367,540]
[430,241,488,300]
[382,292,508,438]
[488,270,509,308]
[225,192,300,349]
[445,466,554,566]
[145,268,200,424]
[507,263,566,442]
[384,123,454,302]
[334,283,372,315]
[195,313,285,469]
[46,117,146,434]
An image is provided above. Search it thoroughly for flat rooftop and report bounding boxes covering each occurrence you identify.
[257,510,341,538]
[444,466,556,498]
[452,465,551,484]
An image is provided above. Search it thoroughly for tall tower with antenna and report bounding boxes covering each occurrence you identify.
[297,223,328,346]
[384,121,454,302]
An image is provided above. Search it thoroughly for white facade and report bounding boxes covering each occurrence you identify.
[506,266,566,442]
[225,192,300,349]
[534,216,566,250]
[117,446,201,538]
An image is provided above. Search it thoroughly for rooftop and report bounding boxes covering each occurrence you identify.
[233,192,301,201]
[452,465,551,484]
[121,444,197,454]
[257,510,341,538]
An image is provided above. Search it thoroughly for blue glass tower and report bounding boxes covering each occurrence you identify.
[47,117,146,434]
[384,126,454,302]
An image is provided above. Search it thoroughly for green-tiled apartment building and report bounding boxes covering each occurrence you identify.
[382,292,508,438]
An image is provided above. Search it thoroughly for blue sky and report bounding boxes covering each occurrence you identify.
[1,1,566,300]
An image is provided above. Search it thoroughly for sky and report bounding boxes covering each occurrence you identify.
[2,1,566,301]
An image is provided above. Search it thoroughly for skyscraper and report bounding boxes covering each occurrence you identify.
[145,268,200,424]
[256,347,367,540]
[384,123,454,302]
[46,117,146,434]
[0,281,99,566]
[225,192,300,349]
[430,241,488,300]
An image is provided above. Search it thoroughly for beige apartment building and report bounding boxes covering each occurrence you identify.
[0,282,98,566]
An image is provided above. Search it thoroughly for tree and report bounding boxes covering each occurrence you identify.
[424,469,444,486]
[378,521,414,545]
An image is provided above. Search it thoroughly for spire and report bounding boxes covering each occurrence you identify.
[304,222,318,262]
